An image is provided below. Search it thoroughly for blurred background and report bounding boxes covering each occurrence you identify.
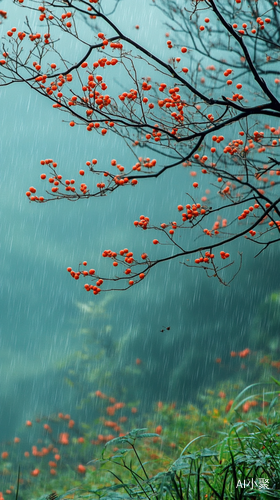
[1,0,280,444]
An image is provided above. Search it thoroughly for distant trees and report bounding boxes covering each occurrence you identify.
[1,0,280,292]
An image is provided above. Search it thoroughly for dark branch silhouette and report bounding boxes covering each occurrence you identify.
[1,0,280,291]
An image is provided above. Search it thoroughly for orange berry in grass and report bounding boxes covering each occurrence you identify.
[77,464,86,474]
[30,468,40,476]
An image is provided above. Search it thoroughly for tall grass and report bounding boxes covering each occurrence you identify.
[10,380,280,500]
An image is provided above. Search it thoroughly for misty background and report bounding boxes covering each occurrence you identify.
[1,0,279,443]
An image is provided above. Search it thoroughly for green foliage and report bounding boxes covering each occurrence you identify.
[64,408,280,499]
[5,294,280,499]
[250,292,280,352]
[59,289,280,417]
[4,379,280,500]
